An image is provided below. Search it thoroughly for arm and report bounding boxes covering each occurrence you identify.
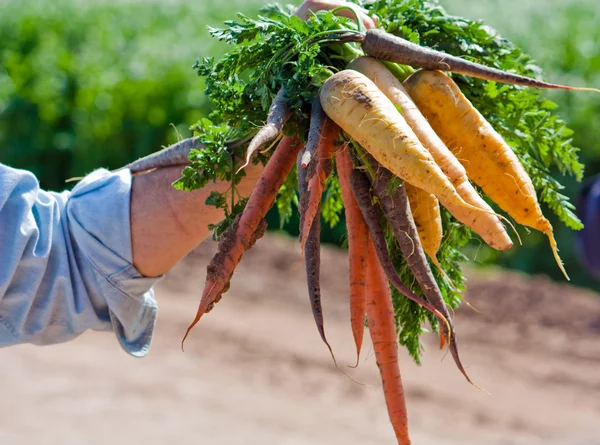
[130,164,263,277]
[0,165,158,356]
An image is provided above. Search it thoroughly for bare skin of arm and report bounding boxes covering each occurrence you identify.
[130,165,263,277]
[129,0,376,278]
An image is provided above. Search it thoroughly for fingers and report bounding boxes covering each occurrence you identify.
[295,0,379,30]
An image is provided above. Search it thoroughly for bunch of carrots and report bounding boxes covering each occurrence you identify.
[123,5,597,443]
[170,24,597,441]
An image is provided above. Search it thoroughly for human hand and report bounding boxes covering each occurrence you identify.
[294,0,377,29]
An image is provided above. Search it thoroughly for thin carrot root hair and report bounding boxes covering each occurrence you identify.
[430,256,460,294]
[545,228,569,280]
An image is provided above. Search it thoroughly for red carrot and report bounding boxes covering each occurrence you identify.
[182,136,303,348]
[336,146,369,367]
[365,236,411,445]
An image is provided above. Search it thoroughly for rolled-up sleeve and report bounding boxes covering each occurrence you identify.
[0,164,160,357]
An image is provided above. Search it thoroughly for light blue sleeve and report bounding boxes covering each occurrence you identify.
[0,164,161,357]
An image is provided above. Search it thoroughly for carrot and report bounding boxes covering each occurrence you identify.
[355,29,599,93]
[297,147,335,360]
[365,155,474,384]
[238,87,292,172]
[336,146,369,367]
[299,115,339,253]
[348,56,512,251]
[300,98,327,169]
[348,162,450,330]
[404,183,459,290]
[320,70,498,223]
[404,183,443,266]
[365,235,411,445]
[182,136,303,347]
[404,69,569,279]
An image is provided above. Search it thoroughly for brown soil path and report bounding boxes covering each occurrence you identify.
[1,234,599,444]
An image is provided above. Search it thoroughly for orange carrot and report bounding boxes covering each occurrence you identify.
[336,146,369,367]
[182,136,303,347]
[366,236,411,445]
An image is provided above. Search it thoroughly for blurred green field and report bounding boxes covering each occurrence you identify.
[1,0,599,288]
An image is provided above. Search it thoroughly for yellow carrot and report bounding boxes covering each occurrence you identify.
[320,70,492,222]
[348,56,512,251]
[404,69,567,279]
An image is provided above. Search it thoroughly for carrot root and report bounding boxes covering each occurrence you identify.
[336,147,369,368]
[298,147,336,363]
[238,88,292,173]
[360,29,599,92]
[348,163,450,331]
[365,236,411,444]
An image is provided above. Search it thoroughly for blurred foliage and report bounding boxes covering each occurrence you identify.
[0,0,265,190]
[0,0,599,288]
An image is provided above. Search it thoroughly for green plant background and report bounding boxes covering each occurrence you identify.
[1,0,599,288]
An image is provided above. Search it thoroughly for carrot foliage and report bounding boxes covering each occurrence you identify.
[174,0,583,361]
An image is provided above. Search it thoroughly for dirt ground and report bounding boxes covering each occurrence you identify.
[1,233,600,445]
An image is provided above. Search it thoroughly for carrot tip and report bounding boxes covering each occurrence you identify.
[439,331,447,350]
[464,300,482,314]
[348,351,361,369]
[546,230,569,280]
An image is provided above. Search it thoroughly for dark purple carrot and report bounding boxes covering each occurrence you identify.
[297,148,336,362]
[238,87,292,172]
[300,98,327,169]
[365,154,474,385]
[348,165,450,329]
[354,29,599,92]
